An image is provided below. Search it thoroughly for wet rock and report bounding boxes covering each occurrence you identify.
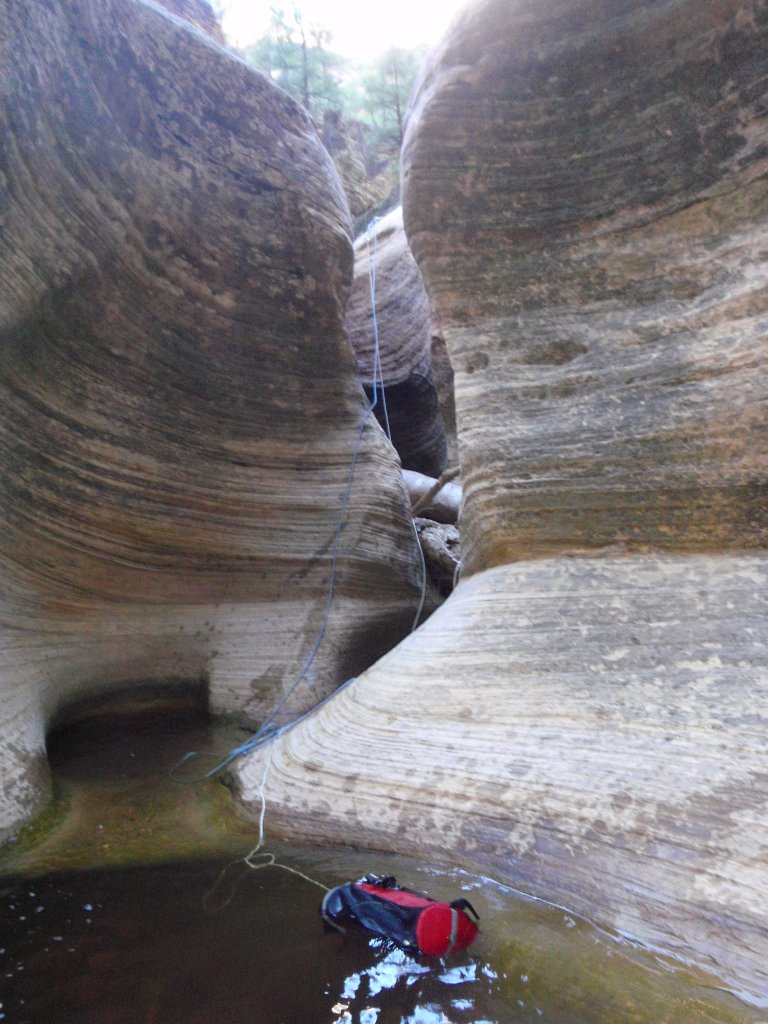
[429,322,458,467]
[0,0,422,837]
[346,207,449,476]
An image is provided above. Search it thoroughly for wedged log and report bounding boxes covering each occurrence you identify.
[346,207,448,477]
[236,555,768,1005]
[0,0,422,836]
[402,468,462,524]
[402,0,768,575]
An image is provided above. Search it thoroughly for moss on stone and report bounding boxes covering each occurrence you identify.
[0,785,71,866]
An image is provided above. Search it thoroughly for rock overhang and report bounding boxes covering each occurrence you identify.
[0,0,423,835]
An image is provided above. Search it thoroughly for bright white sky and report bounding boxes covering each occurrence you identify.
[220,0,469,61]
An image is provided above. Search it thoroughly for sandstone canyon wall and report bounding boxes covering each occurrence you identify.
[0,0,423,836]
[345,207,449,476]
[237,0,768,1003]
[403,0,768,573]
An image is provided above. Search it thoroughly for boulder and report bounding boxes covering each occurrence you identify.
[236,0,768,1003]
[346,207,449,476]
[412,518,460,595]
[0,0,423,837]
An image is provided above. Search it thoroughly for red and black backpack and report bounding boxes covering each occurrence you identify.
[320,874,479,956]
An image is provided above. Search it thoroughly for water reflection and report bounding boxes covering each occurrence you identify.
[0,853,762,1024]
[1,718,762,1024]
[0,863,515,1024]
[328,937,512,1024]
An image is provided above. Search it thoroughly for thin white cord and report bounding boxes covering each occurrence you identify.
[242,744,330,891]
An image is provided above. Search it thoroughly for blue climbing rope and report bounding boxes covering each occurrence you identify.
[367,217,392,441]
[172,216,426,783]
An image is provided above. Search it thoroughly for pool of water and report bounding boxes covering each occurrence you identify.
[1,851,761,1024]
[0,858,500,1024]
[0,715,761,1024]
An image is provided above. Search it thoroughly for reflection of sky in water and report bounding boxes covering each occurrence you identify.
[330,939,502,1024]
[341,942,431,1000]
[439,964,477,985]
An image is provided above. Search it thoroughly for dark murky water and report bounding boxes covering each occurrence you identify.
[1,853,762,1024]
[0,715,762,1024]
[0,860,505,1024]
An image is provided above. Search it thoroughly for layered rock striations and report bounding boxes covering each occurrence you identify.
[239,555,768,999]
[0,0,422,836]
[346,207,449,476]
[237,0,768,1003]
[403,0,768,573]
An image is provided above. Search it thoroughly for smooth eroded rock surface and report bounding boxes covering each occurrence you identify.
[402,0,768,574]
[346,207,448,476]
[0,0,423,836]
[238,556,768,1004]
[235,0,768,1005]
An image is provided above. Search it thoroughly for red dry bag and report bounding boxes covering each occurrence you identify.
[320,874,479,956]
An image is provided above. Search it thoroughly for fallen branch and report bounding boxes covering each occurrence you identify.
[403,467,462,523]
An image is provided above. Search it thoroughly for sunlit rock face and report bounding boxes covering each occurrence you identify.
[0,0,422,836]
[346,207,448,476]
[236,0,768,1003]
[403,0,768,574]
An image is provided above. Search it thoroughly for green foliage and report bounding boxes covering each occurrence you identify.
[243,5,344,118]
[360,47,425,147]
[241,6,424,149]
